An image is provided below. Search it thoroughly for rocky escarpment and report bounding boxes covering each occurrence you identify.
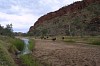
[28,0,100,36]
[30,0,99,27]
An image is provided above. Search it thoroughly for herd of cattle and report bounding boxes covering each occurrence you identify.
[40,36,65,41]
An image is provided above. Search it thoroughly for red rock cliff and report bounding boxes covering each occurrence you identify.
[29,0,99,31]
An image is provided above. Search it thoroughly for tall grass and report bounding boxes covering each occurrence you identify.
[12,38,25,51]
[0,40,16,66]
[20,54,43,66]
[28,39,35,51]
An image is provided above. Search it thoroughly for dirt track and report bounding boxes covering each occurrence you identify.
[32,39,100,66]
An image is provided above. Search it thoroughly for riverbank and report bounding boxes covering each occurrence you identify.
[0,36,44,66]
[0,36,17,66]
[18,38,43,66]
[0,36,99,66]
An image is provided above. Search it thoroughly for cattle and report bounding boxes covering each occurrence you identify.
[52,38,56,41]
[62,37,64,40]
[47,36,49,38]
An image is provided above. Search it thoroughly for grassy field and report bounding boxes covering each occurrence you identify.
[62,36,100,45]
[35,36,100,45]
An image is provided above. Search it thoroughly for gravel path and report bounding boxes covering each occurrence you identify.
[32,39,100,66]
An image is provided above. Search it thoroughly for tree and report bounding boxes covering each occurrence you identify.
[0,24,4,35]
[41,29,48,36]
[4,24,14,37]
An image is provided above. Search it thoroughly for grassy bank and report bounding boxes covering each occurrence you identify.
[28,39,35,51]
[20,38,43,66]
[20,54,43,66]
[12,38,25,51]
[0,36,17,66]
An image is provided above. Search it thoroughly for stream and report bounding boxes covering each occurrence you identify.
[21,38,32,54]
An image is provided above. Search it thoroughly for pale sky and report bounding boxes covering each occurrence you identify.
[0,0,82,32]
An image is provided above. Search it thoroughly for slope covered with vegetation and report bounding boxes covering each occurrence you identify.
[0,23,43,66]
[28,1,100,36]
[0,36,17,66]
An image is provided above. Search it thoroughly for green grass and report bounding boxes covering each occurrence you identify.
[90,40,100,45]
[20,54,43,66]
[86,38,100,45]
[12,38,25,51]
[28,39,35,51]
[64,39,75,43]
[62,36,100,45]
[0,38,16,66]
[20,38,43,66]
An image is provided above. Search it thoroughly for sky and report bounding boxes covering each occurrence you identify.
[0,0,82,33]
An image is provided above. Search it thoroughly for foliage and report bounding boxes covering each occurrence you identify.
[90,40,100,45]
[20,54,43,66]
[63,36,100,45]
[28,39,35,51]
[0,36,17,66]
[12,38,25,51]
[28,2,100,36]
[41,29,48,36]
[86,37,100,45]
[0,24,14,37]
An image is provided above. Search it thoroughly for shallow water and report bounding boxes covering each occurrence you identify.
[21,38,32,54]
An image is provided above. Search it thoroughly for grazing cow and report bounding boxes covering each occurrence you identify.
[44,37,46,39]
[52,38,56,41]
[62,37,64,40]
[47,36,49,38]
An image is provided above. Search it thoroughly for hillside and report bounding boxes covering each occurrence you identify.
[0,36,17,66]
[28,0,100,36]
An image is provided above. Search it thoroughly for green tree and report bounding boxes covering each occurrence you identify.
[4,24,14,37]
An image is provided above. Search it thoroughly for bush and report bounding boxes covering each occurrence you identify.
[12,38,25,51]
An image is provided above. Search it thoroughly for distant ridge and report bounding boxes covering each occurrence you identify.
[33,0,99,26]
[28,0,100,36]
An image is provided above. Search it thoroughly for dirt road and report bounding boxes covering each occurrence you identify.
[32,39,100,66]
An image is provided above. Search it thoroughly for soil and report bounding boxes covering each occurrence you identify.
[32,39,100,66]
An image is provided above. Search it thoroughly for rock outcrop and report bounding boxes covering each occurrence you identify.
[33,0,99,26]
[28,0,100,35]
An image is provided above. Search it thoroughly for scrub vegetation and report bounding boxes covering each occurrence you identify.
[20,54,43,66]
[0,36,17,66]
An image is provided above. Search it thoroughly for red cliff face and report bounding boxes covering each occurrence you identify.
[30,0,99,30]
